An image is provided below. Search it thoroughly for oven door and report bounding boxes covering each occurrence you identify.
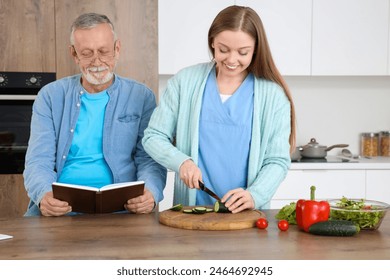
[0,71,55,174]
[0,98,34,174]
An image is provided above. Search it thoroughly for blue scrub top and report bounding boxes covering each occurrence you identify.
[197,69,254,205]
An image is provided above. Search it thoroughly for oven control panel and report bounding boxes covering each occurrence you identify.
[0,72,56,88]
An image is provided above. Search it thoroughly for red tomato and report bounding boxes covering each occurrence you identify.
[278,220,289,231]
[256,218,268,229]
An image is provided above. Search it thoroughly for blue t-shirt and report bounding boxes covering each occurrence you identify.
[197,69,254,205]
[58,90,113,188]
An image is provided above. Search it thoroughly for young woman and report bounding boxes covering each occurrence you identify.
[143,5,296,213]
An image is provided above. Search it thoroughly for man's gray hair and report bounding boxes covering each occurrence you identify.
[70,13,117,44]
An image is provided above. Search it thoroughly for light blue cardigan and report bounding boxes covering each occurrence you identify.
[143,62,291,209]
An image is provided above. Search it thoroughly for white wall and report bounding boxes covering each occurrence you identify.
[286,76,390,155]
[159,75,390,156]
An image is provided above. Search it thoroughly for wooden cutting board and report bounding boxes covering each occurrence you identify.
[159,206,266,231]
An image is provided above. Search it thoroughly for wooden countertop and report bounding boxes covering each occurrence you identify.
[0,210,389,260]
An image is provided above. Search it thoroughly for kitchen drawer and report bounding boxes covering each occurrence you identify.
[366,170,390,204]
[0,174,29,218]
[274,170,366,200]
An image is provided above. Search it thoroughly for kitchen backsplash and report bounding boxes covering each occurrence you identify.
[159,75,390,156]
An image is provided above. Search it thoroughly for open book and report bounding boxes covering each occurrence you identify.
[52,181,144,214]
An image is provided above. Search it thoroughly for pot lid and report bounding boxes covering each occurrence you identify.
[306,138,326,148]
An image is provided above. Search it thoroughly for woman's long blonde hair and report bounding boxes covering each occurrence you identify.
[208,5,296,152]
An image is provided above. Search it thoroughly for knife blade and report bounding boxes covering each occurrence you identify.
[198,181,221,201]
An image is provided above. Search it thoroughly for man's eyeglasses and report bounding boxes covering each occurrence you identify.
[72,41,117,63]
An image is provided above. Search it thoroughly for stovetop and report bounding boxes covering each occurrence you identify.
[292,156,357,163]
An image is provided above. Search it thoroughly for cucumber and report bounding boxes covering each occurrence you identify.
[214,201,231,213]
[308,220,360,236]
[192,207,207,214]
[169,204,183,211]
[182,207,213,214]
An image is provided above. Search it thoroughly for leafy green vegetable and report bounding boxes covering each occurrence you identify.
[330,197,386,229]
[335,197,367,210]
[275,202,297,225]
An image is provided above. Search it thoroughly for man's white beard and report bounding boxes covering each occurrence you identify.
[82,66,114,85]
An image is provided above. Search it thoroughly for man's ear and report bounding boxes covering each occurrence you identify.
[69,45,78,63]
[114,39,121,58]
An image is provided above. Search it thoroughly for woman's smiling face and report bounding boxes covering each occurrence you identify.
[212,30,255,79]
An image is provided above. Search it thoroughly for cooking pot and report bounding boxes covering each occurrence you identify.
[291,147,301,161]
[299,138,349,158]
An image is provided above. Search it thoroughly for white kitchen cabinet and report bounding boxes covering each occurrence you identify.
[159,0,311,75]
[236,0,312,75]
[271,169,366,208]
[158,0,234,75]
[159,0,390,76]
[312,0,389,75]
[366,170,390,204]
[159,170,175,211]
[389,17,390,75]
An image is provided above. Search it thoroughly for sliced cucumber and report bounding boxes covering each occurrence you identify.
[181,206,213,214]
[308,220,360,236]
[214,201,231,213]
[193,207,207,214]
[169,204,183,211]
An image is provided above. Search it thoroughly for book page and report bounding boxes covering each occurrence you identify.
[99,182,144,213]
[0,234,13,241]
[100,181,145,191]
[52,181,145,192]
[52,182,98,192]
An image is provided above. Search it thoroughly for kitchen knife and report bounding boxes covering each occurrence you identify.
[198,181,221,201]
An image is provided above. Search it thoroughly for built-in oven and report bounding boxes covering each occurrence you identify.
[0,72,56,174]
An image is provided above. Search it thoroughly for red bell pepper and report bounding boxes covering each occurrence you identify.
[296,186,330,232]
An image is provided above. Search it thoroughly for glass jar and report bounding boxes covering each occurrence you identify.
[379,131,390,157]
[361,132,379,157]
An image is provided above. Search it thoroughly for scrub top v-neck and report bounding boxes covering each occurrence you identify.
[197,68,254,205]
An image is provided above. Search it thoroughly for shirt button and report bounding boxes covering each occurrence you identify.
[76,103,80,107]
[80,91,84,94]
[62,155,66,159]
[70,129,74,133]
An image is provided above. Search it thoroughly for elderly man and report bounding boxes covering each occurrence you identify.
[24,13,166,216]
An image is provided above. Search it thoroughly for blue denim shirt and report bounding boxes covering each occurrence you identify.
[23,74,167,216]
